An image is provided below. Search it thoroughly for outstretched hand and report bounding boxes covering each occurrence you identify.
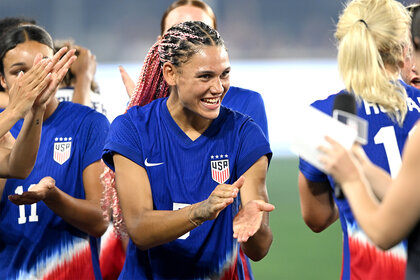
[233,200,275,243]
[8,176,55,205]
[191,176,245,225]
[6,54,53,119]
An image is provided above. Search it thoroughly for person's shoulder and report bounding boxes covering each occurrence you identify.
[113,98,164,131]
[226,86,262,101]
[220,105,251,123]
[218,106,262,136]
[401,80,420,98]
[60,101,109,125]
[227,86,260,95]
[60,101,93,113]
[310,91,344,113]
[125,99,162,120]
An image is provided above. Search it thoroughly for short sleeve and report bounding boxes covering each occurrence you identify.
[298,157,329,182]
[236,119,272,176]
[102,114,144,171]
[79,112,110,171]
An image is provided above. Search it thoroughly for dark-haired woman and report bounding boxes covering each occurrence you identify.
[0,25,109,279]
[102,21,273,279]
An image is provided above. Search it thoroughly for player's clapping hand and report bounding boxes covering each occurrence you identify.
[192,176,245,223]
[32,47,77,109]
[6,54,53,119]
[233,200,275,243]
[8,176,55,205]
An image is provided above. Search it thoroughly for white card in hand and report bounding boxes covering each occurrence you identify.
[290,106,357,173]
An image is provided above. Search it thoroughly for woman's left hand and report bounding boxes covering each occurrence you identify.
[8,176,55,205]
[33,48,77,109]
[233,200,275,243]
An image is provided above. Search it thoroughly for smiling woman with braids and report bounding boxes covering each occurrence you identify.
[102,21,274,279]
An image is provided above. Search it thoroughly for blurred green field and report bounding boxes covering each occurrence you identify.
[251,157,342,279]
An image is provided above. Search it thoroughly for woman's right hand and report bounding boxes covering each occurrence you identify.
[7,47,77,118]
[190,176,245,225]
[319,136,363,185]
[6,54,53,119]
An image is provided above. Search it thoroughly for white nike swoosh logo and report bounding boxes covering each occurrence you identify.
[144,158,164,167]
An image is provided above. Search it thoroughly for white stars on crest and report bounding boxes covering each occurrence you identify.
[54,137,72,142]
[210,154,229,159]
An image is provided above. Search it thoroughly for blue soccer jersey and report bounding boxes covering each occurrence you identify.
[223,86,269,140]
[0,102,109,279]
[299,81,420,280]
[102,97,271,280]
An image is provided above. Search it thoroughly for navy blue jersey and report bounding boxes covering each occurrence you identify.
[223,86,269,140]
[103,97,271,280]
[299,81,420,280]
[0,102,109,279]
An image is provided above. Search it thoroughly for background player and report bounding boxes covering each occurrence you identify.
[298,0,419,279]
[54,40,106,114]
[102,21,274,279]
[0,25,109,279]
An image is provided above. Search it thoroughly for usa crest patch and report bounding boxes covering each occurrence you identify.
[53,137,72,165]
[211,154,230,184]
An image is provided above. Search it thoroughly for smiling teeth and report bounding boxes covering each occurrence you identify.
[203,98,218,104]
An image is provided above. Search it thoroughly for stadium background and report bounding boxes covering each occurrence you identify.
[2,0,417,278]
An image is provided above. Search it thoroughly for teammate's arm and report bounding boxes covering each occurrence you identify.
[71,46,96,107]
[322,126,420,249]
[234,155,274,261]
[112,153,242,250]
[119,66,135,98]
[298,172,339,232]
[9,161,108,238]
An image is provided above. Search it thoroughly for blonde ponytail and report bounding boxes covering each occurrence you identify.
[335,0,411,125]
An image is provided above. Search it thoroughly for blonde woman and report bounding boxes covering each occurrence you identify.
[318,5,420,279]
[298,0,419,279]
